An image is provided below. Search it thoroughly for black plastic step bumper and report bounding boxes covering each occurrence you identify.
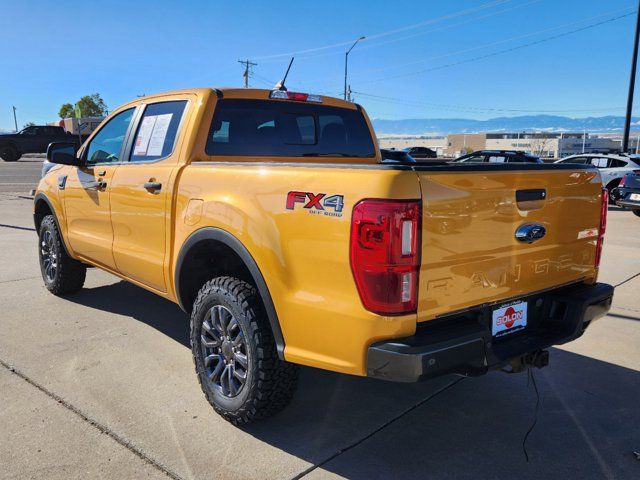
[617,199,640,210]
[367,282,614,383]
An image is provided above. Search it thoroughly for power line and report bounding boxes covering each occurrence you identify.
[250,0,512,61]
[352,91,625,115]
[353,5,635,77]
[356,10,636,85]
[292,0,543,63]
[237,59,258,88]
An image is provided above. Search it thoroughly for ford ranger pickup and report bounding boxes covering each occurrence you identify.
[35,88,614,424]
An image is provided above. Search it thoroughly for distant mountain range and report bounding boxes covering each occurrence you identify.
[372,115,640,136]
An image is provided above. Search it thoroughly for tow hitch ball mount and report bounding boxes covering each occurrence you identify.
[508,350,549,374]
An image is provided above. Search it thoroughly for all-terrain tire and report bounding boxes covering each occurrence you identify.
[0,145,20,162]
[38,215,86,295]
[190,276,298,425]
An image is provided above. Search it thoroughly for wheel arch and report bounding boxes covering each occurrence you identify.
[33,192,73,257]
[174,227,285,359]
[605,177,621,190]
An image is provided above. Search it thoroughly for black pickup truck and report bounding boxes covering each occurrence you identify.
[0,125,84,162]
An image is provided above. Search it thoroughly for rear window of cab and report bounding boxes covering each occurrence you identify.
[205,99,375,158]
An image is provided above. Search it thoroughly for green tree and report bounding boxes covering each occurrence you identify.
[76,93,108,117]
[23,121,36,128]
[58,93,108,119]
[59,103,74,119]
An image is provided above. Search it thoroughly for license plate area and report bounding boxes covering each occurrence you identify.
[630,193,640,201]
[492,300,528,338]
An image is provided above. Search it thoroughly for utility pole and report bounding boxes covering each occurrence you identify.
[12,106,18,132]
[623,0,640,152]
[582,128,586,153]
[344,36,365,100]
[238,59,257,88]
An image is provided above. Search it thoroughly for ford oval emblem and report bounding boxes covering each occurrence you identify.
[515,223,546,243]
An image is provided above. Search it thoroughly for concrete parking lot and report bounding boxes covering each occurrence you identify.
[1,156,638,480]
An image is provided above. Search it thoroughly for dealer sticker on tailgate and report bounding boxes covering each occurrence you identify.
[492,301,528,337]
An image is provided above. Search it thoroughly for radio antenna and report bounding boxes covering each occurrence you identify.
[275,57,294,91]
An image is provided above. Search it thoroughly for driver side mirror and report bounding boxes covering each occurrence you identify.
[47,142,81,166]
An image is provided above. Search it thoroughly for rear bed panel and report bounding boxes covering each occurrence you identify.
[416,167,602,321]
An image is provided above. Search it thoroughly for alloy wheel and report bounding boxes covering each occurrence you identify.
[40,230,57,282]
[200,305,249,397]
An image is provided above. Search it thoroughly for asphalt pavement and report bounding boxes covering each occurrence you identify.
[1,156,638,480]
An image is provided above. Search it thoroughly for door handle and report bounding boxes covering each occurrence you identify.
[144,181,162,192]
[84,180,107,191]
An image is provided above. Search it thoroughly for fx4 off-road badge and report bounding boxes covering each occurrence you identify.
[286,191,344,217]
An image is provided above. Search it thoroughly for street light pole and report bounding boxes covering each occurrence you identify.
[623,0,640,152]
[344,36,365,101]
[12,106,18,132]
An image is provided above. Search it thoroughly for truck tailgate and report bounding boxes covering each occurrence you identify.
[415,165,603,320]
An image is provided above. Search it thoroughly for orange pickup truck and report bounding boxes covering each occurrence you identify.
[35,88,613,424]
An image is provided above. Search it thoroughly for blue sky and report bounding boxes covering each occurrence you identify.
[0,0,638,129]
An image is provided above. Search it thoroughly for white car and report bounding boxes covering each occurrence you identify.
[554,153,640,202]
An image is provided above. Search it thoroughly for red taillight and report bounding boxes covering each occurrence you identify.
[619,175,627,188]
[269,90,322,103]
[350,199,421,315]
[595,188,608,268]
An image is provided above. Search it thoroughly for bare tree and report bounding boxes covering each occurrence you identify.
[528,134,554,158]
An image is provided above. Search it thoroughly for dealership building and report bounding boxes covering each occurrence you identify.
[379,132,621,158]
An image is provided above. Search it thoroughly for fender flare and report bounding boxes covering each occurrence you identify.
[33,192,73,257]
[174,227,286,358]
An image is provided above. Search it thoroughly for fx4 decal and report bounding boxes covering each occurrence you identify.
[286,191,344,217]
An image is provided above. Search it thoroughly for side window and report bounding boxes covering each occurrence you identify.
[609,159,626,168]
[488,155,507,163]
[590,157,608,168]
[461,154,486,163]
[130,101,187,162]
[562,157,586,164]
[22,126,38,136]
[86,108,135,164]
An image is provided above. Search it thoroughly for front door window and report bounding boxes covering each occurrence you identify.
[85,108,135,164]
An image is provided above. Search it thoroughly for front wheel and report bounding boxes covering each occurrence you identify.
[633,210,640,217]
[190,276,298,425]
[38,215,86,295]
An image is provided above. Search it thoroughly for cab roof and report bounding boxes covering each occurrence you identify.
[121,87,357,110]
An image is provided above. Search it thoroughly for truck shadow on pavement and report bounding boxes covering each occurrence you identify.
[67,280,640,480]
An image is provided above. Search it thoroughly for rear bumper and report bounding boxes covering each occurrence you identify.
[367,282,613,382]
[617,199,640,210]
[616,187,640,209]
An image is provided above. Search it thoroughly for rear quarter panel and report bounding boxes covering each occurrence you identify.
[172,163,421,375]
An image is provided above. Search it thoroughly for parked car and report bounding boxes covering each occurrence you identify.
[35,87,613,425]
[380,148,415,163]
[0,125,83,162]
[554,153,640,203]
[404,146,437,159]
[453,150,543,164]
[616,172,640,217]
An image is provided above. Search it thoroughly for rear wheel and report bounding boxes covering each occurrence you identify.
[190,276,298,425]
[0,145,20,162]
[633,210,640,217]
[38,215,86,295]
